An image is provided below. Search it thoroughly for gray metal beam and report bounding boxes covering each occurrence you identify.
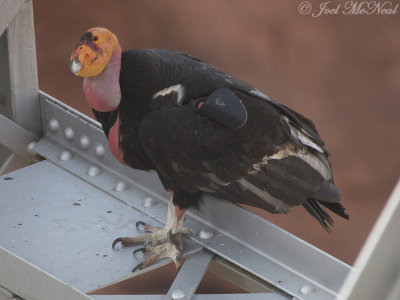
[0,247,92,300]
[0,0,40,170]
[0,113,39,159]
[338,179,400,300]
[32,92,351,300]
[0,160,202,294]
[0,0,25,36]
[166,250,213,300]
[92,294,290,300]
[0,286,14,300]
[0,153,31,175]
[0,23,13,166]
[208,258,279,293]
[6,0,40,135]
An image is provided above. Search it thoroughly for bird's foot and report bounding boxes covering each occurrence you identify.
[112,198,193,272]
[112,221,192,272]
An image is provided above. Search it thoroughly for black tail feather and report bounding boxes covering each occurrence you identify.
[320,202,349,220]
[303,199,334,232]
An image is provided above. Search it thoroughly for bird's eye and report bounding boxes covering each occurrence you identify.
[93,36,99,42]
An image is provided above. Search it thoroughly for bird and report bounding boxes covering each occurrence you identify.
[69,27,348,272]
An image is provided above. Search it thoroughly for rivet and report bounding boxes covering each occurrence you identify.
[142,197,158,207]
[114,182,128,192]
[48,119,60,132]
[95,144,106,158]
[171,289,185,299]
[79,135,90,149]
[58,150,72,161]
[86,166,101,176]
[299,285,315,295]
[199,229,214,239]
[26,141,37,156]
[64,127,74,141]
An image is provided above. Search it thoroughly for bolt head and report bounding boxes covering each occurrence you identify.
[171,289,185,299]
[58,150,72,161]
[26,141,37,156]
[48,119,60,132]
[64,127,74,141]
[95,144,106,158]
[79,135,90,149]
[199,229,214,239]
[299,285,315,295]
[142,197,158,207]
[114,182,128,192]
[86,166,101,176]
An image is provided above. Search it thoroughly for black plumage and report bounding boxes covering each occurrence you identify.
[93,49,348,230]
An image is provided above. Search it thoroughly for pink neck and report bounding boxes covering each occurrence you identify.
[83,44,122,112]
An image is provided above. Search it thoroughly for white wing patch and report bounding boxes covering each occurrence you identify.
[286,119,324,154]
[293,152,332,180]
[237,179,291,213]
[297,130,324,153]
[248,89,272,101]
[152,84,185,105]
[252,141,332,181]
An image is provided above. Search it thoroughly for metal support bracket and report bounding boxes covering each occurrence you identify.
[7,91,350,300]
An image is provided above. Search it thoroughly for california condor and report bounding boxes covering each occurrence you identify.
[69,27,348,272]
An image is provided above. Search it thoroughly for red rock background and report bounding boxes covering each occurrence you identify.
[32,0,400,294]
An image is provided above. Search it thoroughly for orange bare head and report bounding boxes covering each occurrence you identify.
[69,27,119,77]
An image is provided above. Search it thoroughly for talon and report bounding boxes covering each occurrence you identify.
[132,262,143,273]
[112,237,123,249]
[136,221,146,230]
[133,247,147,255]
[112,199,192,272]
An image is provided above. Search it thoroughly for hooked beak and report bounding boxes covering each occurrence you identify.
[70,57,82,75]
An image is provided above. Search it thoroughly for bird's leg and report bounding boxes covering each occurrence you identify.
[112,191,192,271]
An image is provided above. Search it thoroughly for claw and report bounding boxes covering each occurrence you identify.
[133,247,147,255]
[112,237,123,249]
[114,198,191,272]
[136,221,146,230]
[132,262,143,273]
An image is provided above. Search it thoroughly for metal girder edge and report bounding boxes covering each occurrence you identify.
[0,113,39,159]
[0,160,203,294]
[0,0,25,37]
[0,247,92,300]
[166,250,213,300]
[0,152,31,175]
[91,294,290,300]
[337,179,400,300]
[36,91,351,300]
[6,0,41,135]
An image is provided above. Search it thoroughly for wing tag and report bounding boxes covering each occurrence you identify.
[194,88,247,129]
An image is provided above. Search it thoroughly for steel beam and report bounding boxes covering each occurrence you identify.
[338,179,400,300]
[208,257,279,293]
[0,0,25,37]
[0,113,39,159]
[92,294,290,300]
[0,153,31,175]
[31,92,351,300]
[6,0,41,135]
[166,250,213,300]
[0,247,92,300]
